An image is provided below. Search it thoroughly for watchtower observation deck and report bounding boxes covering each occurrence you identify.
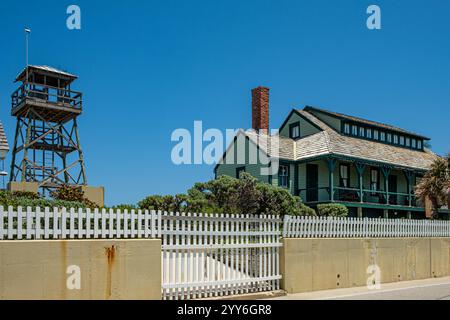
[12,65,82,123]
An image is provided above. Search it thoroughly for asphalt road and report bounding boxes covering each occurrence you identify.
[270,276,450,300]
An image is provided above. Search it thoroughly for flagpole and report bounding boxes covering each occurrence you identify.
[25,28,31,85]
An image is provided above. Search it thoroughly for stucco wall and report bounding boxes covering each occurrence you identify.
[280,238,450,294]
[0,239,161,300]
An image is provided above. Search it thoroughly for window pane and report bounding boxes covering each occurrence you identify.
[406,137,410,147]
[291,125,300,138]
[412,139,416,148]
[380,132,386,141]
[400,136,405,145]
[418,140,422,149]
[352,125,358,135]
[366,128,372,139]
[393,135,398,144]
[359,127,365,137]
[387,133,392,143]
[374,130,379,140]
[344,123,350,134]
[279,165,289,188]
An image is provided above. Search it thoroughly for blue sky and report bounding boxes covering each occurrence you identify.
[0,0,448,205]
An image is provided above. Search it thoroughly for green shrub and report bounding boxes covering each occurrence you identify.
[317,203,349,217]
[111,204,138,211]
[298,204,317,216]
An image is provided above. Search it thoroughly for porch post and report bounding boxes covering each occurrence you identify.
[327,158,337,202]
[355,162,366,203]
[404,170,414,207]
[381,166,391,205]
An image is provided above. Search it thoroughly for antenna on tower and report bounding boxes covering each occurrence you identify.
[25,28,31,84]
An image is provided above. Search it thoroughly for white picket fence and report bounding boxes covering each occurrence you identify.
[3,205,450,300]
[283,215,450,238]
[0,206,161,240]
[161,212,282,300]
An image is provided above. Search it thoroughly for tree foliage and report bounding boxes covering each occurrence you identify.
[415,154,450,218]
[138,173,316,216]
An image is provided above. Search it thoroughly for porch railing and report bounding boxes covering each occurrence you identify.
[299,187,421,208]
[11,82,82,110]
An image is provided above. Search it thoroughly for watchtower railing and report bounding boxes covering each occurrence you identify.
[11,82,82,110]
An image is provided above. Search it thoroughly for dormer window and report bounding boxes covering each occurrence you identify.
[393,135,399,144]
[359,127,365,137]
[387,133,392,143]
[344,123,350,134]
[289,122,300,139]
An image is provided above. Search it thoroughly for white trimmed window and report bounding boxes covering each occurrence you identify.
[393,135,399,144]
[370,169,378,193]
[387,133,392,143]
[374,130,379,140]
[344,123,350,134]
[279,165,289,188]
[359,127,365,137]
[339,164,350,188]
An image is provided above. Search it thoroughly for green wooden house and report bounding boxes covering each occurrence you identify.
[214,87,448,218]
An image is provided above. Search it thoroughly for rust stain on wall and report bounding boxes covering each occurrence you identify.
[105,245,116,299]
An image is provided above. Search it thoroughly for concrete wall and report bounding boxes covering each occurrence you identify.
[0,239,161,300]
[280,238,450,294]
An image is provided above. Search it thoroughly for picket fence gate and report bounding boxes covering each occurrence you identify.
[161,212,282,300]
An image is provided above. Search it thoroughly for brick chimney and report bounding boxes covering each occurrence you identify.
[251,86,269,132]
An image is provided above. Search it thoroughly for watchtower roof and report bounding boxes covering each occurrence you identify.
[15,65,78,83]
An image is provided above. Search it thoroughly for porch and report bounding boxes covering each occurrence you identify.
[292,156,438,216]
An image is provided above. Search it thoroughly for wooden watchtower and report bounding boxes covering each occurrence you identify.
[9,65,87,194]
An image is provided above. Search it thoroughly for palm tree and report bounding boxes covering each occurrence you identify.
[415,154,450,219]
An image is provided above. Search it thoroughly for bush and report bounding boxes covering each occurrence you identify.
[317,203,349,217]
[11,191,40,199]
[111,204,137,211]
[51,185,85,202]
[298,204,317,216]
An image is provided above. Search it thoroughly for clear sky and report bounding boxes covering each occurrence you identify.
[0,0,448,205]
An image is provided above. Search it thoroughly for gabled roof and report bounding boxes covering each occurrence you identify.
[216,105,439,172]
[295,109,439,170]
[15,65,77,82]
[304,106,430,140]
